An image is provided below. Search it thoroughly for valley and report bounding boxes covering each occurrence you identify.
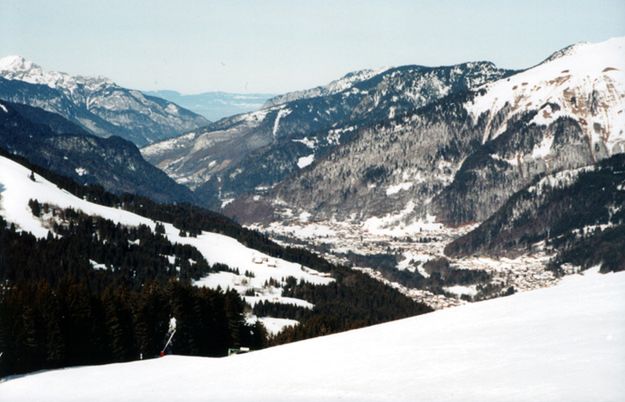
[253,213,556,310]
[1,7,624,399]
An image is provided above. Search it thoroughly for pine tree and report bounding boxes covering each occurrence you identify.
[28,199,42,217]
[154,222,165,235]
[19,305,41,373]
[102,289,136,362]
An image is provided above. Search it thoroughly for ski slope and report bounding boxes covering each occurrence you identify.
[2,268,623,402]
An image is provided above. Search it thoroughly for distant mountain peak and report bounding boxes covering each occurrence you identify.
[0,56,208,146]
[538,37,625,66]
[0,54,33,70]
[0,54,115,89]
[144,90,274,121]
[263,66,390,107]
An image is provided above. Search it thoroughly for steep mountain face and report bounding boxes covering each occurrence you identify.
[431,114,595,224]
[433,37,625,225]
[241,38,625,229]
[0,100,195,204]
[244,92,483,224]
[143,62,513,207]
[0,56,209,146]
[145,90,274,121]
[445,154,625,272]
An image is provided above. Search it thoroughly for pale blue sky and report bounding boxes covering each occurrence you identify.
[1,0,624,93]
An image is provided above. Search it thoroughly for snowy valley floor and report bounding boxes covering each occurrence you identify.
[2,268,624,402]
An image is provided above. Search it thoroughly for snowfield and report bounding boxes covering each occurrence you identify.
[2,268,623,402]
[466,36,625,153]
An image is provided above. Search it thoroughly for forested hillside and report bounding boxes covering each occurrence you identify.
[0,152,430,377]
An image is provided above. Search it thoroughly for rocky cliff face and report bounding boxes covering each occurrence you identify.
[0,56,209,146]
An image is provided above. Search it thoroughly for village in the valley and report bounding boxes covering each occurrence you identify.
[254,214,560,310]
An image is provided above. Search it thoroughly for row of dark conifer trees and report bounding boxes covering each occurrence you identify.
[0,212,265,377]
[0,150,432,378]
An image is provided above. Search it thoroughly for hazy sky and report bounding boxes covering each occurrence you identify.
[1,0,624,94]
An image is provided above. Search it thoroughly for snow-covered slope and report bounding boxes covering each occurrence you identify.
[2,268,623,402]
[0,155,331,309]
[466,37,625,155]
[0,55,209,146]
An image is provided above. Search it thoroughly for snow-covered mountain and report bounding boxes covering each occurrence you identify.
[433,36,625,225]
[0,56,209,146]
[145,90,275,121]
[467,37,625,154]
[3,267,623,402]
[252,37,625,226]
[212,37,625,312]
[142,61,512,206]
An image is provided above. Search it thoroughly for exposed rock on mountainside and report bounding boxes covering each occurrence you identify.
[433,37,625,225]
[0,56,209,146]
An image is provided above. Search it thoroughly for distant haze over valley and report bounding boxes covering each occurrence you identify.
[144,90,275,121]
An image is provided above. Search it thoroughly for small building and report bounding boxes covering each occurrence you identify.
[228,346,251,356]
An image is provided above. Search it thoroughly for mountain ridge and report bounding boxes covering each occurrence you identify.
[245,37,625,227]
[0,55,209,146]
[0,99,196,204]
[143,60,513,208]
